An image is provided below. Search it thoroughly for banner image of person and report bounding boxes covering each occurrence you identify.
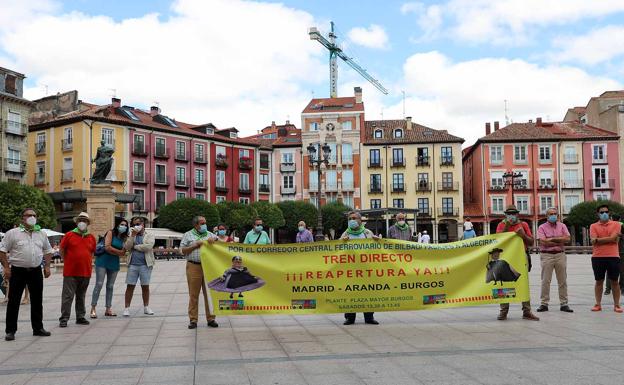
[200,232,529,315]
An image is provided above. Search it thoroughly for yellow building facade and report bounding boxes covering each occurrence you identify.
[361,118,464,242]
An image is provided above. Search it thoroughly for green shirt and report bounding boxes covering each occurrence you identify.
[244,230,271,245]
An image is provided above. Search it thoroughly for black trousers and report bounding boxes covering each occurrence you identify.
[5,266,44,334]
[344,312,375,322]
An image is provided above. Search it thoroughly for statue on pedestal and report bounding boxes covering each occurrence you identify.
[91,140,114,184]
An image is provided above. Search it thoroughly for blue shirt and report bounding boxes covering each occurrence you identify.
[129,234,146,266]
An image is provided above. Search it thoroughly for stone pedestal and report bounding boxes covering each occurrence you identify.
[86,184,116,239]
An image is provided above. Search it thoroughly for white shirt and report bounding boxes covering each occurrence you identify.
[0,227,53,268]
[464,222,474,231]
[420,234,431,244]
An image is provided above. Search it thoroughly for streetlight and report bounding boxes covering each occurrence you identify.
[307,142,331,241]
[503,171,523,203]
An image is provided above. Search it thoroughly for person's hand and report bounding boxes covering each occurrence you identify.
[591,238,597,245]
[43,266,51,278]
[341,235,349,241]
[207,237,217,244]
[515,227,525,235]
[3,267,10,281]
[372,235,381,241]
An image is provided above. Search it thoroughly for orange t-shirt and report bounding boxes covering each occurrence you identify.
[590,220,621,258]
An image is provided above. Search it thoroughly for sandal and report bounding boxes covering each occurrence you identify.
[105,310,117,317]
[615,305,623,313]
[591,304,602,312]
[90,309,97,319]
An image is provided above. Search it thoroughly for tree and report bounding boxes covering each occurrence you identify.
[216,201,257,231]
[250,201,285,229]
[277,200,318,232]
[157,198,220,233]
[0,183,56,231]
[565,200,624,229]
[321,201,351,237]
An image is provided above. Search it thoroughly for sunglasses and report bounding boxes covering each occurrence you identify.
[599,211,609,214]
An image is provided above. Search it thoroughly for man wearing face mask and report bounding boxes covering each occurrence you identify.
[244,218,271,245]
[296,220,314,243]
[0,208,54,341]
[58,212,97,327]
[181,216,219,329]
[123,217,156,317]
[536,208,572,313]
[495,205,539,321]
[388,212,412,241]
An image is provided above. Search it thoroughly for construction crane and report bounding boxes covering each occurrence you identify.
[309,21,388,98]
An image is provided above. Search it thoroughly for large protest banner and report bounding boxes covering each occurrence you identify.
[200,232,529,315]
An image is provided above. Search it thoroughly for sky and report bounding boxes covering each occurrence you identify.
[1,0,623,145]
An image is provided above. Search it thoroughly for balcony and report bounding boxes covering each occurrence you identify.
[61,139,73,151]
[563,154,579,164]
[589,179,615,190]
[132,172,149,184]
[280,186,296,195]
[391,158,406,168]
[417,208,432,217]
[341,182,355,191]
[175,178,189,188]
[132,144,148,156]
[488,182,507,192]
[592,156,608,164]
[438,207,460,217]
[440,156,454,166]
[154,147,170,159]
[561,179,583,189]
[215,156,228,168]
[194,180,207,190]
[259,184,270,193]
[367,159,383,168]
[215,185,228,193]
[238,185,252,194]
[280,162,296,172]
[34,173,46,186]
[326,183,338,192]
[2,120,27,136]
[239,157,253,170]
[368,184,383,194]
[175,152,188,162]
[437,182,459,191]
[309,183,319,192]
[194,154,207,164]
[35,142,46,155]
[154,175,170,186]
[537,181,557,190]
[416,181,432,192]
[342,157,353,165]
[512,181,532,191]
[3,159,27,174]
[391,184,405,193]
[416,156,430,167]
[61,169,73,182]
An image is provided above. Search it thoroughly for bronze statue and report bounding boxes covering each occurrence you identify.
[91,140,114,184]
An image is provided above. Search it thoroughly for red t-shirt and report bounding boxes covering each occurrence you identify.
[590,220,621,258]
[60,231,96,277]
[496,220,532,247]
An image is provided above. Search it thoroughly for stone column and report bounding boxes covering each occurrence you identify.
[86,184,116,240]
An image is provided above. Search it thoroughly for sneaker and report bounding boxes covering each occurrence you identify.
[144,306,154,315]
[123,308,130,317]
[536,305,548,312]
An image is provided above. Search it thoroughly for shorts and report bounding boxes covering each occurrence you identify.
[591,257,621,281]
[126,264,152,285]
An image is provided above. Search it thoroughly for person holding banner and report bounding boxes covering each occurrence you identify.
[495,205,539,321]
[181,216,219,329]
[388,213,411,241]
[244,218,271,245]
[341,211,381,325]
[296,221,314,243]
[216,224,235,243]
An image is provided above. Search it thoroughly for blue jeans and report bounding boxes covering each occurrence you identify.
[91,266,119,308]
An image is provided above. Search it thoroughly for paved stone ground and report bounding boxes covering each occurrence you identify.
[1,255,623,385]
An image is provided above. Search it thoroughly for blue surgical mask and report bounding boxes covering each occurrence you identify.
[198,224,208,234]
[506,215,517,223]
[298,226,306,232]
[348,220,359,229]
[118,225,127,234]
[600,212,610,221]
[218,229,227,236]
[547,215,557,223]
[255,225,263,232]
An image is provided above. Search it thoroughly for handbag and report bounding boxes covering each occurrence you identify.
[94,233,107,256]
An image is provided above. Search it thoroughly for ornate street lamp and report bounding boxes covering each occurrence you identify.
[503,171,523,203]
[307,142,331,241]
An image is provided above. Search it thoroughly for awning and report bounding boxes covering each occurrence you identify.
[48,190,137,203]
[148,228,184,240]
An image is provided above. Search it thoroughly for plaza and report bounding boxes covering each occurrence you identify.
[1,255,622,385]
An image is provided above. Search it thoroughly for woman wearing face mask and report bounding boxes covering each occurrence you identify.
[340,211,381,325]
[296,221,314,243]
[90,219,129,318]
[216,224,234,243]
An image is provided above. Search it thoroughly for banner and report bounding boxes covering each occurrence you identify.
[200,232,529,315]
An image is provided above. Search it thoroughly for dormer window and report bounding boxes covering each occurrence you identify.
[205,128,214,135]
[394,129,403,138]
[230,132,237,138]
[374,129,383,138]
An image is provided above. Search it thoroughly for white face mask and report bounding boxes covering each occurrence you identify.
[77,222,88,232]
[134,225,143,232]
[26,216,37,226]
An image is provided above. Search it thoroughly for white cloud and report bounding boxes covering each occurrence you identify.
[0,0,59,33]
[364,51,620,145]
[553,25,624,65]
[347,24,389,50]
[1,0,325,135]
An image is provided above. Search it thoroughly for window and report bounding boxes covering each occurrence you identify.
[342,121,352,130]
[239,197,250,204]
[260,174,269,186]
[342,170,353,189]
[134,190,145,210]
[195,193,205,200]
[101,128,114,148]
[7,111,21,133]
[392,148,404,164]
[491,171,505,189]
[594,192,610,200]
[134,134,145,151]
[239,149,250,159]
[417,147,429,166]
[176,141,186,159]
[155,191,166,210]
[260,153,270,169]
[309,122,319,131]
[341,143,353,163]
[442,172,453,189]
[327,143,337,164]
[514,145,527,163]
[394,129,403,138]
[392,173,404,190]
[417,173,429,189]
[175,192,185,200]
[64,127,73,142]
[240,173,250,190]
[563,169,579,188]
[309,196,318,207]
[194,144,204,161]
[369,149,381,165]
[516,170,529,189]
[539,170,554,187]
[216,170,226,188]
[564,195,580,213]
[36,133,46,153]
[492,197,504,213]
[393,199,404,208]
[516,196,529,214]
[176,167,186,184]
[195,169,204,185]
[418,198,429,215]
[593,145,606,162]
[539,145,552,163]
[342,196,353,208]
[370,199,382,209]
[370,174,381,191]
[326,170,337,190]
[133,162,145,181]
[216,196,226,203]
[564,146,577,163]
[216,146,226,158]
[155,137,166,155]
[441,147,453,164]
[374,129,383,138]
[282,152,294,164]
[442,198,453,214]
[540,196,553,213]
[309,172,318,190]
[120,108,140,121]
[594,167,608,188]
[155,164,166,182]
[490,146,503,164]
[7,149,20,163]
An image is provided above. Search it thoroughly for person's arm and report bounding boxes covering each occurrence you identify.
[340,230,349,240]
[41,235,53,278]
[123,235,135,251]
[181,233,203,255]
[133,232,155,251]
[515,224,534,244]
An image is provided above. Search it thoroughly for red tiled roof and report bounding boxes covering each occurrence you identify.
[246,124,302,148]
[363,119,464,145]
[479,121,619,142]
[302,97,364,114]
